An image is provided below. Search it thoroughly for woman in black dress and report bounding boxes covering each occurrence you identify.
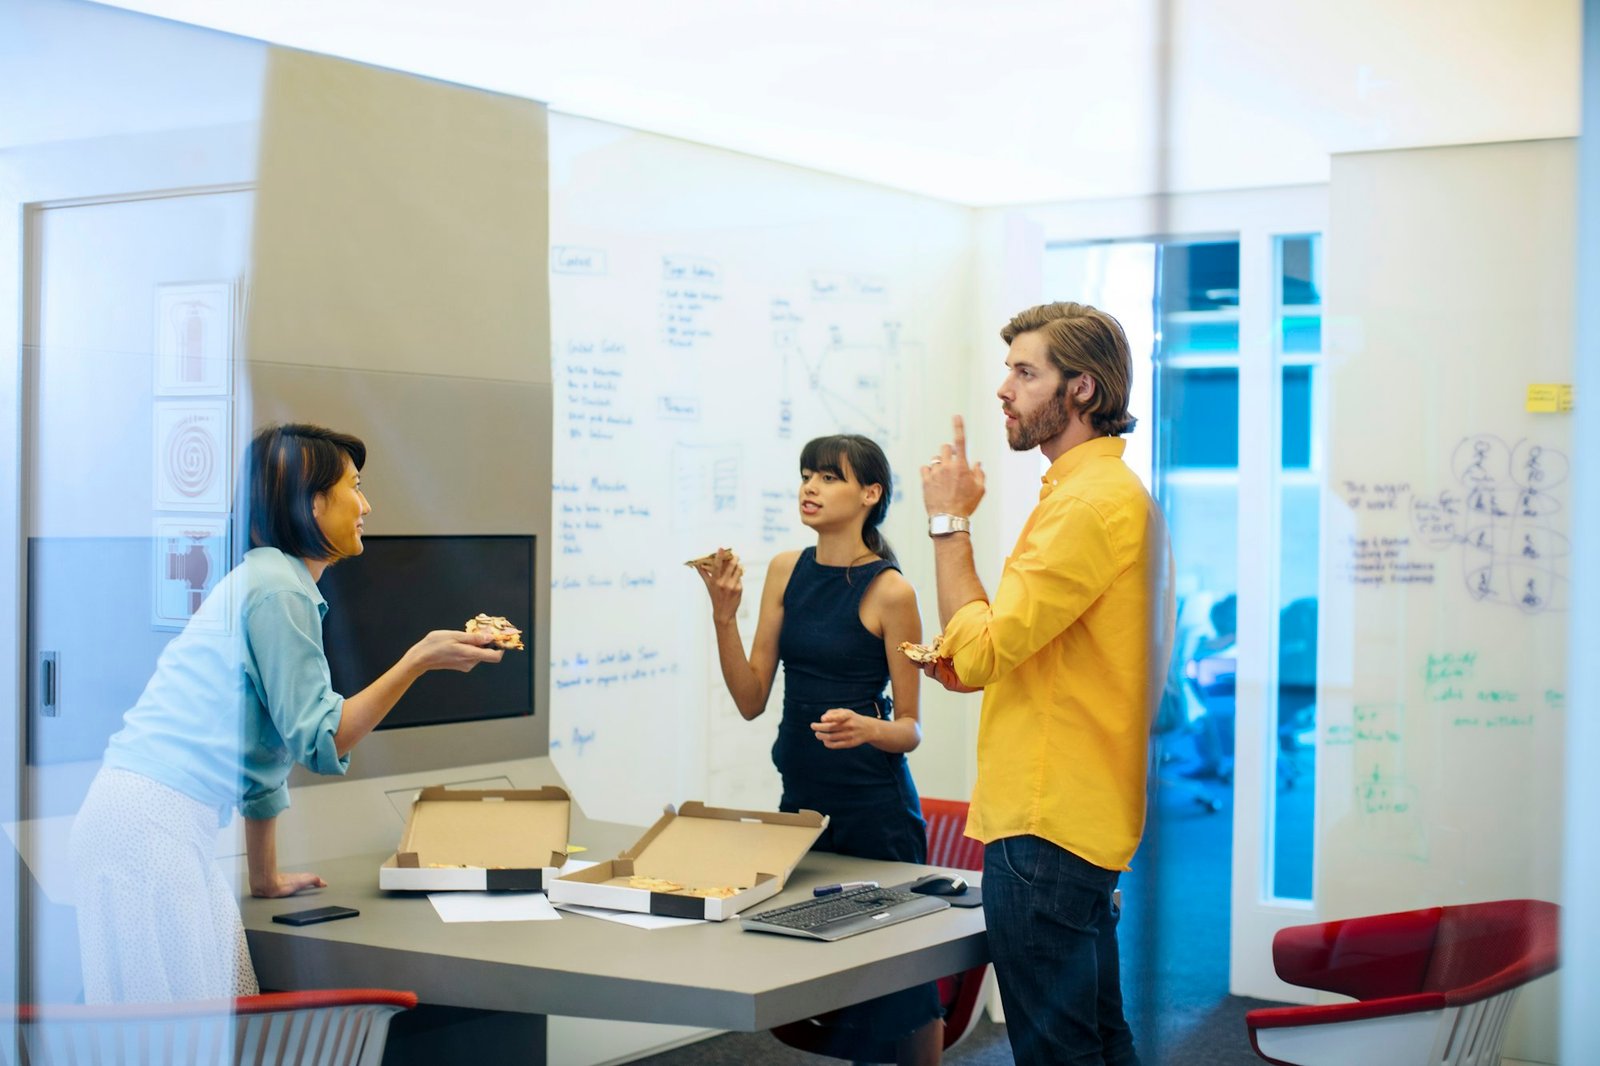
[693,433,942,1065]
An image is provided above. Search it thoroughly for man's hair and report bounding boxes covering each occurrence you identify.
[1001,301,1137,436]
[240,423,367,561]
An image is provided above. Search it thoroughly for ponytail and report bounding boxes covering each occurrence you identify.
[863,506,897,569]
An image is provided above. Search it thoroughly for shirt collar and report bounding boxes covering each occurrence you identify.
[1040,436,1126,496]
[285,552,330,616]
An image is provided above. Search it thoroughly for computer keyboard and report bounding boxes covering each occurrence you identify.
[740,884,949,941]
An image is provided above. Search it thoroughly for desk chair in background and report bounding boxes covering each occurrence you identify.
[3,989,416,1066]
[1274,597,1318,789]
[1245,899,1559,1066]
[771,797,995,1061]
[1177,595,1320,799]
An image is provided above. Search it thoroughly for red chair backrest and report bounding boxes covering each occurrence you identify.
[1424,899,1561,1005]
[922,797,984,871]
[1272,898,1562,1007]
[1274,906,1442,1000]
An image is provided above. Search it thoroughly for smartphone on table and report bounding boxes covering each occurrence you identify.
[271,905,360,926]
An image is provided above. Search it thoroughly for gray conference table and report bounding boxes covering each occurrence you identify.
[239,816,988,1065]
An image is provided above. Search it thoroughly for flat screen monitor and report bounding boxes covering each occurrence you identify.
[318,535,535,729]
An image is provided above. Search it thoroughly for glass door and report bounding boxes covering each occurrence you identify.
[1046,214,1327,1002]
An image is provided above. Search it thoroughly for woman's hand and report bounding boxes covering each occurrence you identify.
[811,708,881,749]
[921,657,982,694]
[406,630,505,673]
[693,549,744,626]
[250,870,327,898]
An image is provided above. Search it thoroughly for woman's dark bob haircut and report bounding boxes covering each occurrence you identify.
[242,423,366,561]
[799,433,896,568]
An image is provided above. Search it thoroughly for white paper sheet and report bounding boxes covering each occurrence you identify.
[428,891,562,923]
[551,902,706,930]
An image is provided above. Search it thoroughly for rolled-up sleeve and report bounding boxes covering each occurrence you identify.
[241,781,290,821]
[942,493,1121,687]
[247,590,351,779]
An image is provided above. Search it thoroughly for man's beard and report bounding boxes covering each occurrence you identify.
[1006,387,1074,451]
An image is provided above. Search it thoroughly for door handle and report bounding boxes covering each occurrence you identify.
[38,651,58,717]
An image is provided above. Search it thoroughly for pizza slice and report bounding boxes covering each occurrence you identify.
[466,613,525,651]
[684,547,734,572]
[898,634,946,664]
[627,875,684,892]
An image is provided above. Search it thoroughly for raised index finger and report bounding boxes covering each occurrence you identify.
[951,415,968,462]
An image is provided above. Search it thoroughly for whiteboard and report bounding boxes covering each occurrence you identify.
[546,115,972,825]
[1319,140,1574,926]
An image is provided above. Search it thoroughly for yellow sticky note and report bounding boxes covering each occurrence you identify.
[1526,384,1573,413]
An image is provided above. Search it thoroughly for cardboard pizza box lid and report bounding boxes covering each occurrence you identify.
[621,801,826,887]
[546,802,827,920]
[379,786,570,891]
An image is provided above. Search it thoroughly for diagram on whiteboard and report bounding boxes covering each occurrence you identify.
[772,289,911,444]
[1409,434,1570,613]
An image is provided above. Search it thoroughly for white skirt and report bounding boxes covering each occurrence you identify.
[69,767,258,1003]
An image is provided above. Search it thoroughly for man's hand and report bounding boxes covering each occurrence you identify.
[251,871,328,898]
[921,657,982,694]
[921,415,986,517]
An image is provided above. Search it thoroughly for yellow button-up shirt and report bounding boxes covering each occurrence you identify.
[942,436,1172,871]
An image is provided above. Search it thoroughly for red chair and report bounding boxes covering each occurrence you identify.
[771,796,993,1061]
[6,988,417,1066]
[919,797,992,1053]
[1246,899,1559,1066]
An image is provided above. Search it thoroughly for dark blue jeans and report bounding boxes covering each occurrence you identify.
[983,835,1139,1066]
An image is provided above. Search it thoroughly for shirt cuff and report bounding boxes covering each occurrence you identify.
[241,785,289,821]
[941,599,987,655]
[941,599,991,683]
[305,697,353,777]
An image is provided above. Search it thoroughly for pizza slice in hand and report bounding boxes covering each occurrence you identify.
[898,634,945,664]
[466,613,524,651]
[684,547,734,572]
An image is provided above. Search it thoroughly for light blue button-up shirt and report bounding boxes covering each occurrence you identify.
[104,546,350,824]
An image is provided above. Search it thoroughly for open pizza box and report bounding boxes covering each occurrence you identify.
[379,786,570,892]
[547,802,828,921]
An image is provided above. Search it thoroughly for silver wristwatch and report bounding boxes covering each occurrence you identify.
[927,513,972,537]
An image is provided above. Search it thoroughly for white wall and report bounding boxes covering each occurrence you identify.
[1323,138,1575,1063]
[545,113,980,822]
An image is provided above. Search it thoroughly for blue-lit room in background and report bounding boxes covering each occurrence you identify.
[1047,233,1326,906]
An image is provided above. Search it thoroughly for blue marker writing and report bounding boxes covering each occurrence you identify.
[813,880,879,897]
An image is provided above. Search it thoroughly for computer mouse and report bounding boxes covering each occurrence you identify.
[910,873,968,896]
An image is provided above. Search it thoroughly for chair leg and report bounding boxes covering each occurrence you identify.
[985,972,1005,1025]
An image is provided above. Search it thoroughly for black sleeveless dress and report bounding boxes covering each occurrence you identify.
[774,547,940,1053]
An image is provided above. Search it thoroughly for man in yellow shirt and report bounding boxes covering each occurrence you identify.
[920,302,1173,1066]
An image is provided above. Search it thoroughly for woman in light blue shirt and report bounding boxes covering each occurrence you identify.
[70,423,503,1003]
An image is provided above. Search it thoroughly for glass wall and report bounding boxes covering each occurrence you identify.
[1048,233,1325,905]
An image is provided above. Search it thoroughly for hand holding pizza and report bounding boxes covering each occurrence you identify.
[688,547,744,626]
[407,629,505,673]
[900,635,981,693]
